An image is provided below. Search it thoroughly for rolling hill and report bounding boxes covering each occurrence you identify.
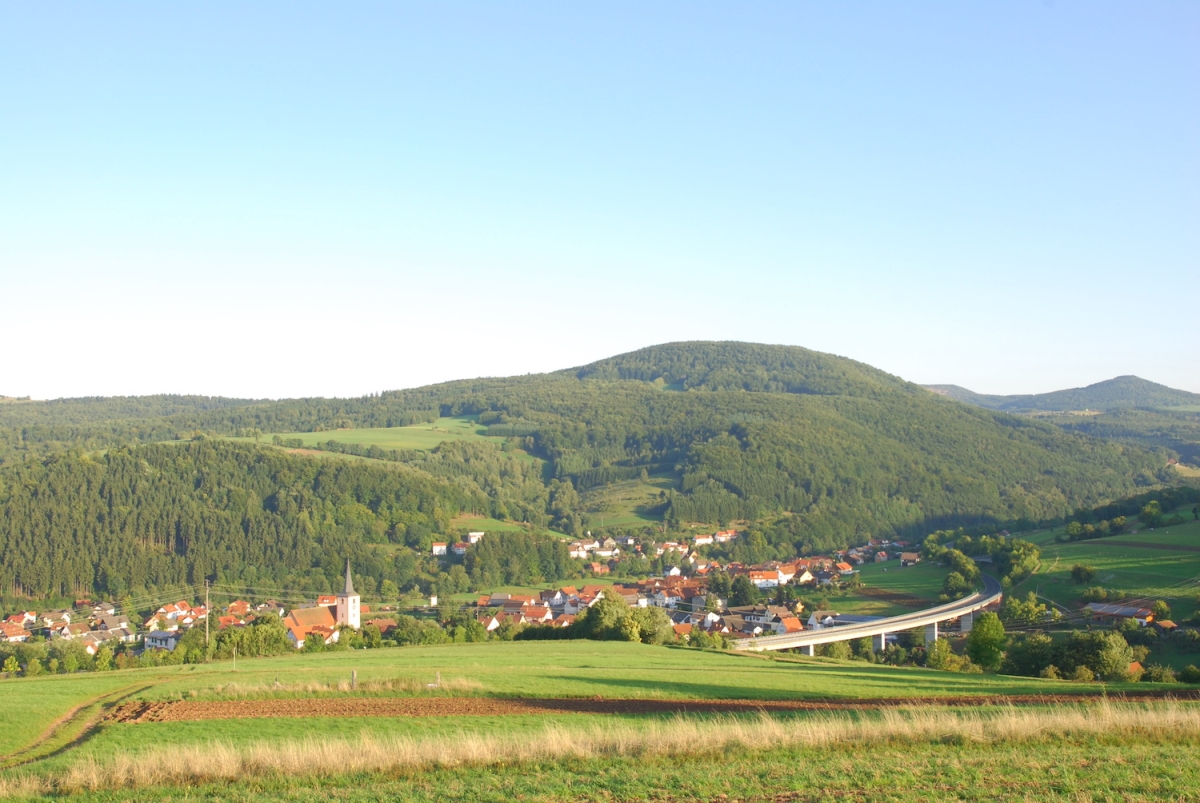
[0,342,1180,601]
[923,375,1200,412]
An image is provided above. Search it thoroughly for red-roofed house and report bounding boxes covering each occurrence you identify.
[0,622,31,642]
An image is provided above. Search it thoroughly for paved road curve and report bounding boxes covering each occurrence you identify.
[733,574,1003,652]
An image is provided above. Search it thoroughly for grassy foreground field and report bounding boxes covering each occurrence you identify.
[1,642,1196,800]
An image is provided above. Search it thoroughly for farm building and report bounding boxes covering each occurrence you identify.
[1084,603,1155,626]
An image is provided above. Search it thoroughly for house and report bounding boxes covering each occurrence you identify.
[834,562,855,575]
[145,630,184,651]
[477,613,502,632]
[0,622,31,643]
[143,614,178,632]
[1154,620,1178,634]
[467,531,485,544]
[672,623,694,638]
[79,630,123,655]
[748,570,781,589]
[567,542,591,560]
[226,600,252,618]
[431,542,448,556]
[1084,603,1155,626]
[693,534,714,547]
[89,602,117,618]
[792,569,815,586]
[451,542,469,556]
[522,606,554,623]
[5,612,36,628]
[587,562,610,575]
[40,610,72,628]
[551,614,576,627]
[900,552,921,567]
[365,618,397,636]
[650,589,684,609]
[775,616,804,634]
[155,601,193,620]
[713,529,739,543]
[807,610,839,629]
[875,551,890,563]
[95,614,130,632]
[53,622,93,640]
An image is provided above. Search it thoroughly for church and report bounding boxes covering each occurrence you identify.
[283,559,361,648]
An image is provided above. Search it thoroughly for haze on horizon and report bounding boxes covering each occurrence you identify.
[2,3,1197,401]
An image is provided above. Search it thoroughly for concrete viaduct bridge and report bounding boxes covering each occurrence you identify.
[733,574,1004,654]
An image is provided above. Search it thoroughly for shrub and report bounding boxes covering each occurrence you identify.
[1179,665,1200,684]
[1070,665,1095,682]
[1039,665,1061,680]
[1142,664,1178,683]
[1071,565,1096,584]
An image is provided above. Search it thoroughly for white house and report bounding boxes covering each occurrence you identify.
[145,630,184,651]
[431,542,448,556]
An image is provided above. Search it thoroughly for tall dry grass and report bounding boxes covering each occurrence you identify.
[201,675,483,699]
[4,701,1199,796]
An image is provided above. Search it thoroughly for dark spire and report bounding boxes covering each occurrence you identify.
[341,558,356,596]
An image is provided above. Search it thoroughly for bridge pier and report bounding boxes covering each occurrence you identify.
[872,633,887,652]
[925,623,939,644]
[801,644,815,656]
[959,612,973,633]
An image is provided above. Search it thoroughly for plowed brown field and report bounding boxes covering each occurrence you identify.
[103,690,1200,724]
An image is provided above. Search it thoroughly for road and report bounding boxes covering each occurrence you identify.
[732,574,1003,652]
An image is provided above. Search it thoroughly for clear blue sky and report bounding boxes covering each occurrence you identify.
[2,2,1196,399]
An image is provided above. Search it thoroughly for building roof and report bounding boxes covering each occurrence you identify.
[1085,603,1153,619]
[285,606,337,630]
[340,559,356,597]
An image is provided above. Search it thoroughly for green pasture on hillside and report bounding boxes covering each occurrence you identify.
[449,516,529,533]
[580,474,675,526]
[1012,517,1200,619]
[232,416,506,452]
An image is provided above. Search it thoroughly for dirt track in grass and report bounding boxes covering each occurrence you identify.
[103,691,1200,724]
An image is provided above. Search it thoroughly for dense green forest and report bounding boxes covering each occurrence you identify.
[0,342,1185,600]
[0,440,576,601]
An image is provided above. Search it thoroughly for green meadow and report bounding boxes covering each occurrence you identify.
[1011,515,1200,620]
[579,474,675,526]
[234,416,505,452]
[1,634,1193,800]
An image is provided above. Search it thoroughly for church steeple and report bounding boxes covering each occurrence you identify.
[335,558,361,629]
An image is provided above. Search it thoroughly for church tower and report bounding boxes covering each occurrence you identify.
[336,559,361,629]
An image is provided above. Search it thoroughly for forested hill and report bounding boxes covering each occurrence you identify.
[571,342,917,398]
[0,342,1179,599]
[924,376,1200,412]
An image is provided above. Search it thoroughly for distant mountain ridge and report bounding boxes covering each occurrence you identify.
[924,376,1200,412]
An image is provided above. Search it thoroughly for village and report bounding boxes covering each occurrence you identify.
[0,529,1168,662]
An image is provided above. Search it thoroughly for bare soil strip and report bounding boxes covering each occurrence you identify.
[103,691,1200,724]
